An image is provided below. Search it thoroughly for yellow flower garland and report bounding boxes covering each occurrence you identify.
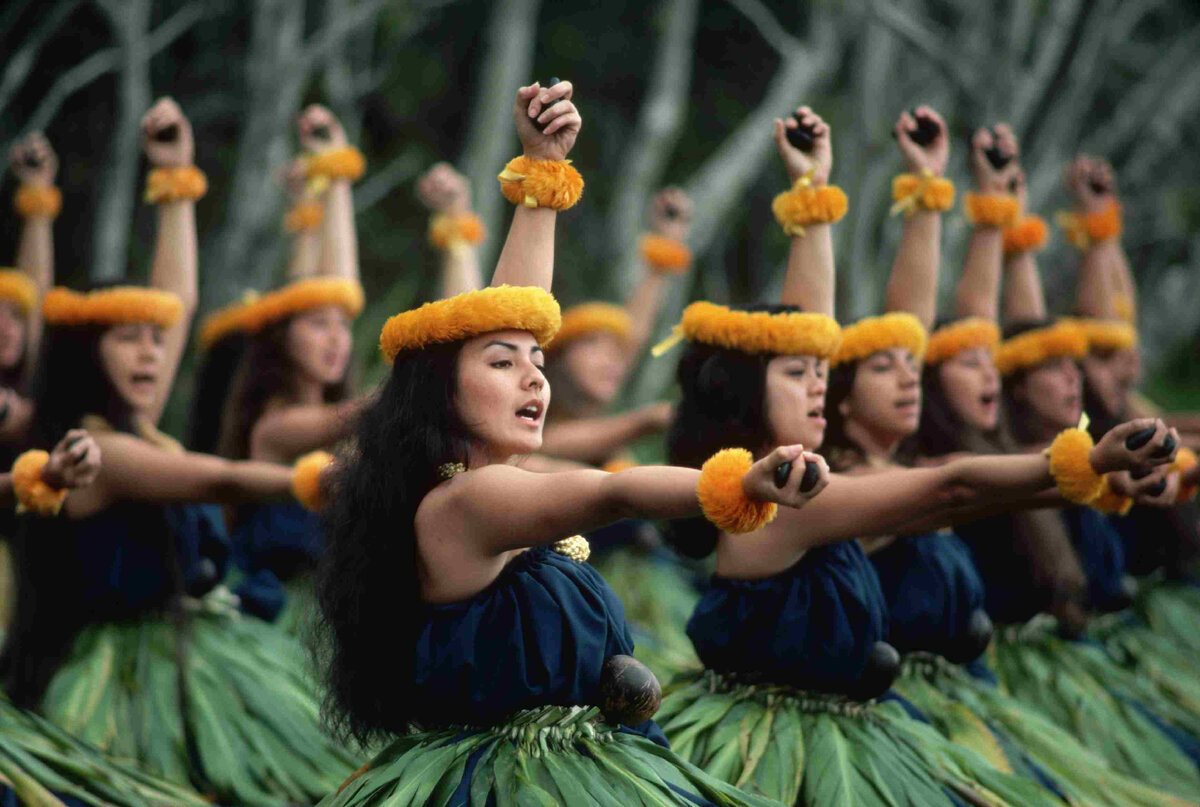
[304,146,366,182]
[284,201,324,232]
[1058,201,1122,250]
[925,317,1000,365]
[42,286,184,328]
[1090,475,1133,516]
[199,277,364,349]
[771,176,848,236]
[380,285,561,361]
[428,213,487,251]
[14,185,62,218]
[639,234,692,274]
[1002,215,1049,254]
[993,320,1088,376]
[293,450,334,512]
[696,448,777,534]
[11,450,67,516]
[1068,317,1137,353]
[651,301,842,359]
[0,270,39,315]
[497,157,584,210]
[964,193,1019,229]
[144,166,207,203]
[1172,447,1197,504]
[890,171,955,216]
[548,303,632,351]
[833,312,928,367]
[1045,416,1104,505]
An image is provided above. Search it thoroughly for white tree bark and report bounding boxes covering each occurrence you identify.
[459,0,543,274]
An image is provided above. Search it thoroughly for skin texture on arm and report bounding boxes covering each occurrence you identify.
[250,398,364,464]
[298,106,360,283]
[283,159,322,282]
[539,402,672,464]
[956,125,1018,321]
[416,162,483,299]
[1067,156,1121,319]
[10,133,57,380]
[884,107,949,330]
[775,107,835,316]
[490,82,581,291]
[141,99,198,426]
[624,188,692,351]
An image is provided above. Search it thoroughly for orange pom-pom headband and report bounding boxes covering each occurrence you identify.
[548,303,633,351]
[1068,317,1137,353]
[925,317,1000,365]
[498,157,584,210]
[890,171,955,216]
[651,301,842,359]
[198,277,364,350]
[771,175,848,236]
[1002,215,1048,254]
[0,270,39,315]
[144,166,207,203]
[1058,201,1121,250]
[833,312,928,367]
[994,320,1088,376]
[964,193,1019,229]
[428,213,487,251]
[42,286,184,328]
[639,234,692,274]
[14,185,62,218]
[380,285,561,361]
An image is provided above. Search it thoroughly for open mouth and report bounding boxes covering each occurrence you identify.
[979,392,998,407]
[895,398,919,410]
[130,373,156,387]
[516,400,544,424]
[807,405,824,420]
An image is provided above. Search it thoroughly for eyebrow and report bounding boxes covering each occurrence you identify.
[484,340,544,356]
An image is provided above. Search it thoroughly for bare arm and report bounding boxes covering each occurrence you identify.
[539,402,672,465]
[625,188,693,351]
[884,107,949,330]
[10,133,57,378]
[1003,250,1047,323]
[249,399,364,464]
[490,82,581,291]
[958,125,1019,321]
[416,163,483,298]
[775,108,835,315]
[297,106,359,282]
[286,226,322,282]
[141,99,198,425]
[1066,156,1122,319]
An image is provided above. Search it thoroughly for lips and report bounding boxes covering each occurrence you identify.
[516,399,544,424]
[895,398,919,410]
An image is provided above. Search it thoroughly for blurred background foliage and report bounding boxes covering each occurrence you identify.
[0,0,1197,435]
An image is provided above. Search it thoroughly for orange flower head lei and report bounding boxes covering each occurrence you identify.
[994,320,1088,376]
[833,312,928,367]
[651,301,842,360]
[42,286,184,329]
[380,285,561,361]
[548,303,633,352]
[0,270,39,315]
[199,278,364,350]
[1066,317,1138,354]
[925,318,1000,365]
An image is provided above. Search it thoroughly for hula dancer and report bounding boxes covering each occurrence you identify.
[314,80,824,807]
[0,98,358,807]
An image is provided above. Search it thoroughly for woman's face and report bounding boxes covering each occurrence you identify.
[456,329,549,460]
[938,347,1001,431]
[1014,356,1082,433]
[764,354,828,450]
[1081,349,1126,419]
[99,322,165,414]
[559,333,627,407]
[0,302,27,370]
[839,348,922,441]
[286,305,352,387]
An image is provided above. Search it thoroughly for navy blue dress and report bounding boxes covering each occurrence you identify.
[687,541,888,694]
[1062,505,1130,613]
[233,501,325,582]
[957,514,1052,625]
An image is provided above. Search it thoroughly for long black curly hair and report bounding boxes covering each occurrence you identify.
[313,340,470,744]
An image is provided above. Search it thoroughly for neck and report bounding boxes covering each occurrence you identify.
[466,441,513,469]
[293,375,325,406]
[844,417,905,466]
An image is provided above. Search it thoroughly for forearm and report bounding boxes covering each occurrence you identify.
[1075,241,1119,319]
[286,229,322,281]
[319,179,359,281]
[885,210,940,329]
[438,245,483,299]
[151,201,198,315]
[0,472,12,508]
[491,207,556,290]
[18,215,53,370]
[780,225,834,315]
[955,227,1003,321]
[252,400,363,463]
[949,452,1053,500]
[539,410,657,464]
[624,272,667,353]
[0,395,34,443]
[1002,251,1046,323]
[599,465,702,522]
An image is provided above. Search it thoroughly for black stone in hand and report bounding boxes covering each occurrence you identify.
[1151,433,1176,459]
[1145,479,1168,497]
[1125,426,1156,450]
[153,123,179,143]
[786,114,816,152]
[773,461,792,489]
[534,77,561,132]
[907,109,940,147]
[799,460,821,493]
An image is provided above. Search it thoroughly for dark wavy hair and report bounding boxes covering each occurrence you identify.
[1000,319,1056,446]
[313,341,470,744]
[665,303,799,558]
[218,317,352,461]
[187,332,247,453]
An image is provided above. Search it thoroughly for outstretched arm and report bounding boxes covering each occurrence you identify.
[538,402,673,465]
[884,106,949,330]
[776,107,835,316]
[491,81,581,291]
[417,162,483,299]
[249,398,365,465]
[10,132,57,380]
[957,125,1018,321]
[298,105,360,283]
[141,98,199,425]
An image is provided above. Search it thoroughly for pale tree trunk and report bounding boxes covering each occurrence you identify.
[321,0,379,145]
[91,0,151,282]
[459,0,543,275]
[604,0,699,300]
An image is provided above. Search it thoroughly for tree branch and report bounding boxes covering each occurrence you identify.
[354,144,423,212]
[867,0,973,95]
[0,0,81,119]
[723,0,800,55]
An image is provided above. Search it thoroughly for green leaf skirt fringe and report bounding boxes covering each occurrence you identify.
[1133,581,1200,659]
[895,652,1196,807]
[38,601,361,807]
[319,704,787,807]
[590,547,702,684]
[656,669,1066,807]
[990,618,1200,800]
[0,695,209,807]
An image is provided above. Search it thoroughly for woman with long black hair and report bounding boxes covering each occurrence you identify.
[0,97,358,807]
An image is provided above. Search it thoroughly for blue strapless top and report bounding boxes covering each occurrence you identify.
[870,531,985,657]
[233,501,324,581]
[686,541,888,693]
[411,545,639,728]
[1062,506,1128,612]
[958,515,1046,624]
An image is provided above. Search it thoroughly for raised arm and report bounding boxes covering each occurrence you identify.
[776,107,835,316]
[417,162,483,299]
[1002,168,1047,323]
[141,98,199,425]
[1066,155,1120,319]
[625,188,692,351]
[10,133,57,377]
[283,158,322,281]
[538,402,673,464]
[884,106,949,330]
[957,125,1018,321]
[491,81,581,291]
[298,105,359,283]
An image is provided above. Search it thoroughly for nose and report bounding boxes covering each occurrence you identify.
[524,362,544,391]
[898,362,919,388]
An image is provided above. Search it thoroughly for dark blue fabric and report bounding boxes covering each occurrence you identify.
[687,541,889,693]
[1062,506,1128,612]
[412,545,639,728]
[870,532,985,658]
[233,501,325,581]
[958,515,1047,624]
[963,657,998,686]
